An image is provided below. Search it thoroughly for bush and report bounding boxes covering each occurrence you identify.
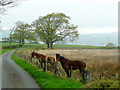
[85,76,119,88]
[2,45,22,49]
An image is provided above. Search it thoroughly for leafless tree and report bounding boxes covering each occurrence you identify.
[0,0,23,32]
[0,0,21,15]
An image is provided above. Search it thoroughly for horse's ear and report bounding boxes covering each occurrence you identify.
[56,53,60,57]
[58,53,60,56]
[56,53,58,56]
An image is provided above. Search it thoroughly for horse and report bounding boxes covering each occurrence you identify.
[56,53,86,80]
[31,51,56,71]
[47,56,56,70]
[31,51,40,62]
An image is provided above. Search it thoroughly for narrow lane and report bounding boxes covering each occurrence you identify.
[2,50,39,88]
[0,53,2,89]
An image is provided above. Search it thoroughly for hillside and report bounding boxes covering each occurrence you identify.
[1,30,118,46]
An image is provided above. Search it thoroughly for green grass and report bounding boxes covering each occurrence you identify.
[0,49,13,55]
[11,52,83,88]
[1,42,118,49]
[3,43,18,45]
[53,44,101,49]
[1,42,101,49]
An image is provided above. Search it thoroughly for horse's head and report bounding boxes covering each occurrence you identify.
[31,51,36,61]
[56,53,60,61]
[56,53,66,62]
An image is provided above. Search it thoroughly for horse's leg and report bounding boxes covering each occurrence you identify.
[30,58,32,63]
[45,58,48,72]
[30,55,32,62]
[65,69,70,77]
[41,60,44,69]
[43,62,45,71]
[29,58,32,64]
[38,58,41,68]
[37,59,41,68]
[79,69,85,82]
[35,60,38,67]
[39,59,43,69]
[30,55,33,64]
[50,62,54,70]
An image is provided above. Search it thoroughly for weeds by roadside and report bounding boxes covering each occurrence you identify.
[14,48,119,88]
[11,51,83,88]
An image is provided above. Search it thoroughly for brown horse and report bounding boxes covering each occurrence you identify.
[31,51,56,71]
[56,53,86,79]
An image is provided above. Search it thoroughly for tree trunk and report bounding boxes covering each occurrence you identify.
[9,34,11,45]
[19,40,21,45]
[30,41,32,44]
[22,39,24,45]
[47,42,50,48]
[50,42,53,49]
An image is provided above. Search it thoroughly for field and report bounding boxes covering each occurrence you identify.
[34,49,118,79]
[12,52,83,88]
[15,48,119,88]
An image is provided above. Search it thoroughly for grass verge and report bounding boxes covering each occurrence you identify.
[0,49,13,55]
[11,51,83,88]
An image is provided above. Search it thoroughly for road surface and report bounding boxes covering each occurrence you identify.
[0,52,2,89]
[1,50,39,88]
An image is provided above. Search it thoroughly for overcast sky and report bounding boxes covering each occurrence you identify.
[1,0,119,34]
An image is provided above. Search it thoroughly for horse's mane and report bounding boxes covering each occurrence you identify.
[60,56,65,59]
[60,56,69,61]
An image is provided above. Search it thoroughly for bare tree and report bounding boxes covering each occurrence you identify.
[0,0,21,15]
[0,0,14,6]
[0,0,23,32]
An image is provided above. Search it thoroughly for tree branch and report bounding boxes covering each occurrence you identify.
[0,1,13,6]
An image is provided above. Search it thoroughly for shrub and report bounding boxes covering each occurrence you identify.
[2,45,22,49]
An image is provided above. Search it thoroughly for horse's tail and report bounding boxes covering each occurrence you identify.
[52,57,56,62]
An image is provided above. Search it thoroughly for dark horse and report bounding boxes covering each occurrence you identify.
[56,53,86,79]
[31,51,56,71]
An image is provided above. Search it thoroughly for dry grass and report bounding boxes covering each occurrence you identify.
[16,48,119,81]
[37,49,118,80]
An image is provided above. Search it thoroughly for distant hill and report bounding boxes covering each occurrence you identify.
[67,32,118,46]
[1,30,118,46]
[1,30,11,39]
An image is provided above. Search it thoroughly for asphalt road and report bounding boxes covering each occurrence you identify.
[0,53,2,89]
[1,50,39,88]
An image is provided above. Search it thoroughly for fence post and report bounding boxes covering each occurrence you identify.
[54,61,61,76]
[70,66,73,77]
[44,57,48,72]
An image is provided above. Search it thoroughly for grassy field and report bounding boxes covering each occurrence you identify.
[1,42,119,88]
[0,49,13,55]
[11,51,83,88]
[1,42,119,50]
[1,42,103,49]
[15,48,119,88]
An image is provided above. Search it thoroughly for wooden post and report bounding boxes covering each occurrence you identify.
[54,61,61,76]
[39,58,42,69]
[70,66,73,77]
[44,57,48,72]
